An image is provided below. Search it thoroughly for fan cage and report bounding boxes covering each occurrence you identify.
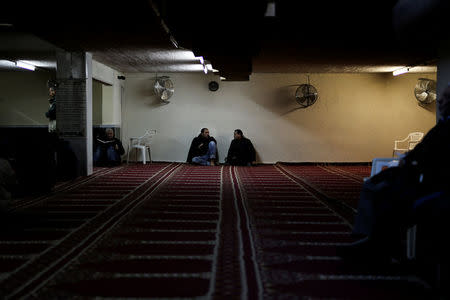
[154,77,174,102]
[295,84,318,108]
[414,78,436,105]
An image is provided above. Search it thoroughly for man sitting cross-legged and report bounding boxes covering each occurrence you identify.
[187,128,218,166]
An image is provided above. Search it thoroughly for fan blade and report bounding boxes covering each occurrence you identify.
[296,96,306,103]
[164,80,174,89]
[161,90,169,100]
[428,92,437,102]
[416,92,428,102]
[154,81,164,95]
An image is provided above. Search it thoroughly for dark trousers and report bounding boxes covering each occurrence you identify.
[94,145,121,166]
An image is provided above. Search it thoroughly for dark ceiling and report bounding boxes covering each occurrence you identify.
[1,0,448,80]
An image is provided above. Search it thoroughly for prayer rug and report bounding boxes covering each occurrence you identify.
[0,164,432,299]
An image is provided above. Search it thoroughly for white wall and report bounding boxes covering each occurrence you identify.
[92,60,123,125]
[102,84,116,124]
[123,72,436,163]
[92,79,103,125]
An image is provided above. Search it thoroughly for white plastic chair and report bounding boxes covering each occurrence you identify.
[127,130,157,164]
[393,132,424,157]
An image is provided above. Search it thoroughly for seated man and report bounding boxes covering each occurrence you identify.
[93,128,125,166]
[225,129,256,166]
[338,85,450,262]
[187,128,218,166]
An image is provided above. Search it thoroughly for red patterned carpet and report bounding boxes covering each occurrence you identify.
[277,164,371,212]
[0,163,433,299]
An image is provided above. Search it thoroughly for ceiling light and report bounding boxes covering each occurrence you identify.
[16,61,36,71]
[265,2,276,17]
[393,67,409,76]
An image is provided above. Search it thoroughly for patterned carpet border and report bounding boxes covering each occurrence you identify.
[231,166,264,299]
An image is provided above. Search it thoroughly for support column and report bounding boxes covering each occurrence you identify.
[56,51,93,176]
[437,40,450,121]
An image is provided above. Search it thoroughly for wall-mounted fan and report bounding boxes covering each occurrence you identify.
[295,76,318,109]
[154,76,174,104]
[414,78,436,106]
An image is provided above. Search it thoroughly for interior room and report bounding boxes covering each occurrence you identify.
[0,0,449,298]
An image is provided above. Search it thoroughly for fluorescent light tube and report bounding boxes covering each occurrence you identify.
[265,2,276,17]
[393,67,409,76]
[16,61,36,71]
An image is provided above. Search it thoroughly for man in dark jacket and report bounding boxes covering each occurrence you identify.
[226,129,256,166]
[338,85,450,262]
[45,80,58,133]
[187,128,218,166]
[94,128,125,166]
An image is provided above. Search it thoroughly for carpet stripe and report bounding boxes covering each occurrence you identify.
[319,165,363,183]
[228,166,248,299]
[232,166,264,300]
[111,273,212,279]
[324,165,370,181]
[127,255,214,260]
[205,168,222,299]
[122,229,216,233]
[0,255,36,259]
